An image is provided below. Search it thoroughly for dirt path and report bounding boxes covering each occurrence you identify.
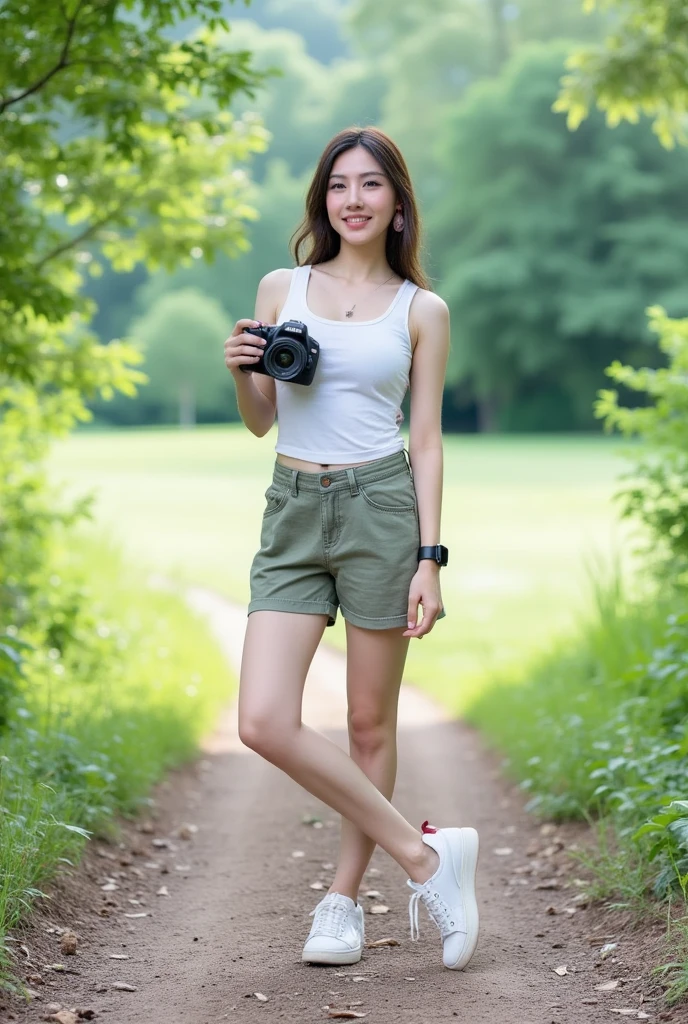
[9,588,663,1024]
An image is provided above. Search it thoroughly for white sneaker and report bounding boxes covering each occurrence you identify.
[302,892,365,965]
[407,820,480,970]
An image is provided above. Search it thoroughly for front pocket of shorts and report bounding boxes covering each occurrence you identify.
[359,474,417,514]
[263,484,290,518]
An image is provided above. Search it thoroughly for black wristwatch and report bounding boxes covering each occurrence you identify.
[418,544,449,567]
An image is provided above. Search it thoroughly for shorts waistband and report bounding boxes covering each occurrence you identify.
[272,449,411,495]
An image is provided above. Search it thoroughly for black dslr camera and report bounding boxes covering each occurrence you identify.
[241,319,320,386]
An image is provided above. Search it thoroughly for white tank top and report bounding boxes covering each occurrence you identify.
[272,264,418,464]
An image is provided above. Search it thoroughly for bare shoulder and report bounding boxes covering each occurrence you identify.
[256,268,294,323]
[408,287,449,352]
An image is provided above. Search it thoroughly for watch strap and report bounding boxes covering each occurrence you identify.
[418,544,449,566]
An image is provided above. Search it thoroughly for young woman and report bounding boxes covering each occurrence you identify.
[223,127,479,971]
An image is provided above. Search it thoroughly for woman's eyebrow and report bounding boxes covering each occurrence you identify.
[328,171,388,179]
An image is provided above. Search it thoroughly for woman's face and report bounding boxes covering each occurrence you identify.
[325,145,397,245]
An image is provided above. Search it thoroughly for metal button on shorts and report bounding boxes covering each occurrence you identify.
[248,449,446,630]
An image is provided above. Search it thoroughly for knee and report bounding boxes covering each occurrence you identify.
[348,708,395,757]
[238,711,286,758]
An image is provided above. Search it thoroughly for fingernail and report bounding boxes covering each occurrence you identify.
[407,622,414,629]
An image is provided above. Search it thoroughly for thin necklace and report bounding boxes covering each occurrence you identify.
[312,266,398,319]
[345,272,397,318]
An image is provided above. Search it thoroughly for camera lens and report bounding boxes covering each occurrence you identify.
[264,339,306,380]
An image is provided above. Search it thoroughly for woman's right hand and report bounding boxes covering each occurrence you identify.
[224,319,267,377]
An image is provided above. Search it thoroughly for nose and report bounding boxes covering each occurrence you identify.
[345,184,364,207]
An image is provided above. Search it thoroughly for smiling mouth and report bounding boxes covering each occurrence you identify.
[343,216,371,224]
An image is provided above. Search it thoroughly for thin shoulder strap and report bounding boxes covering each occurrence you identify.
[277,264,309,322]
[291,264,311,306]
[394,279,420,324]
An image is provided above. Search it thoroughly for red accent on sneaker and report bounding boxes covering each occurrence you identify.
[421,820,438,834]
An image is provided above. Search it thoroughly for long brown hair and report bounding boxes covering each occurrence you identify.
[291,127,430,290]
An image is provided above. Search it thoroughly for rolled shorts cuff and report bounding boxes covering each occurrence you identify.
[339,603,447,631]
[247,598,338,627]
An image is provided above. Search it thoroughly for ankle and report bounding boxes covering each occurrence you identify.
[406,842,440,885]
[327,885,359,904]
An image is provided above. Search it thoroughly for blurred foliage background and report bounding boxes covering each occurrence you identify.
[64,0,688,434]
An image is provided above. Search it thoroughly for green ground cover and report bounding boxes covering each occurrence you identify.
[0,536,233,978]
[48,426,633,708]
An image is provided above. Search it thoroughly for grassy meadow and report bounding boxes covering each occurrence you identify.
[48,425,636,710]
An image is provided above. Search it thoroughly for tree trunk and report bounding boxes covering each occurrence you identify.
[179,382,196,428]
[488,0,510,72]
[477,394,500,433]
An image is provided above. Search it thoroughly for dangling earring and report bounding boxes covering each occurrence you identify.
[393,208,404,232]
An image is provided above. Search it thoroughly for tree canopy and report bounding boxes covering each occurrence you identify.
[556,0,688,147]
[0,0,263,638]
[432,43,688,430]
[130,289,237,425]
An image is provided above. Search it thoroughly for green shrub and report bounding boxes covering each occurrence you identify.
[596,306,688,584]
[0,535,234,972]
[468,575,688,825]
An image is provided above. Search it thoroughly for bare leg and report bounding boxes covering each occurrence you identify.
[327,621,409,901]
[238,611,438,883]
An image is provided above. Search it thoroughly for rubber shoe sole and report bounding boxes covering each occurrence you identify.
[445,826,480,970]
[301,943,362,965]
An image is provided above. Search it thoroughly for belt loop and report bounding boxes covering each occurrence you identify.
[290,469,299,497]
[346,467,359,497]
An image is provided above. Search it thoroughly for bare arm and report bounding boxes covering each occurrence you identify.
[403,290,450,638]
[224,269,291,437]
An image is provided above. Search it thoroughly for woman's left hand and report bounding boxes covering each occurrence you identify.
[403,562,443,639]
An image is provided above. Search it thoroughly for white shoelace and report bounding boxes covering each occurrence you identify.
[309,898,350,938]
[408,885,457,942]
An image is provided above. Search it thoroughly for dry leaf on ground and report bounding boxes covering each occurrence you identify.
[109,954,130,960]
[177,824,198,840]
[595,980,620,992]
[365,938,399,948]
[291,850,305,858]
[535,880,562,891]
[600,942,618,959]
[363,890,384,899]
[254,992,268,1002]
[369,905,389,915]
[156,886,169,897]
[327,1011,367,1020]
[46,1011,79,1024]
[59,933,78,955]
[111,982,137,991]
[493,847,513,856]
[310,881,326,890]
[552,965,568,977]
[301,814,323,827]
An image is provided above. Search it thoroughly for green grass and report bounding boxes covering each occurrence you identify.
[0,534,233,977]
[49,425,635,708]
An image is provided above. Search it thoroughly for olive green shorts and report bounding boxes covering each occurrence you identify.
[248,449,446,630]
